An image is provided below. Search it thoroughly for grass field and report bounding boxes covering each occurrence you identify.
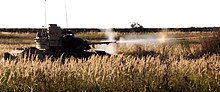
[0,30,220,91]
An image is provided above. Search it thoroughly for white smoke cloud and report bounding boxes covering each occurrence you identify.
[95,29,172,55]
[95,28,117,54]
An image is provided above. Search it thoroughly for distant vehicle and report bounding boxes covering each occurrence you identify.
[131,22,144,29]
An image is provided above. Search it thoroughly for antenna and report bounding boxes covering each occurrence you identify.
[44,0,47,28]
[64,0,68,28]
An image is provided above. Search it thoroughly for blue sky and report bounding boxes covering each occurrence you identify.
[0,0,219,28]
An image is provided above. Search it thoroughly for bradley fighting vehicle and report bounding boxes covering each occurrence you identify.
[3,24,115,62]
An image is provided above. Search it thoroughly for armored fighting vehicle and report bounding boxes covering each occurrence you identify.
[3,24,115,62]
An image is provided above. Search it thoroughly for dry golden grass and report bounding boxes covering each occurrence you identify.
[0,54,219,91]
[0,31,219,91]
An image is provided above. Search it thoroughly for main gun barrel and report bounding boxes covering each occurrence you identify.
[88,41,116,45]
[88,41,117,48]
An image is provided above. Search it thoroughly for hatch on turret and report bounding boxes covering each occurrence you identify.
[35,24,63,50]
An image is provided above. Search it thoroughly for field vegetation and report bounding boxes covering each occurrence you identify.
[0,30,220,91]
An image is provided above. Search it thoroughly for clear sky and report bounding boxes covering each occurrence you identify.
[0,0,219,28]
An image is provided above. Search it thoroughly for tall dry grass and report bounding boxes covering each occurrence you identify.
[0,54,219,91]
[0,31,219,91]
[201,29,220,54]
